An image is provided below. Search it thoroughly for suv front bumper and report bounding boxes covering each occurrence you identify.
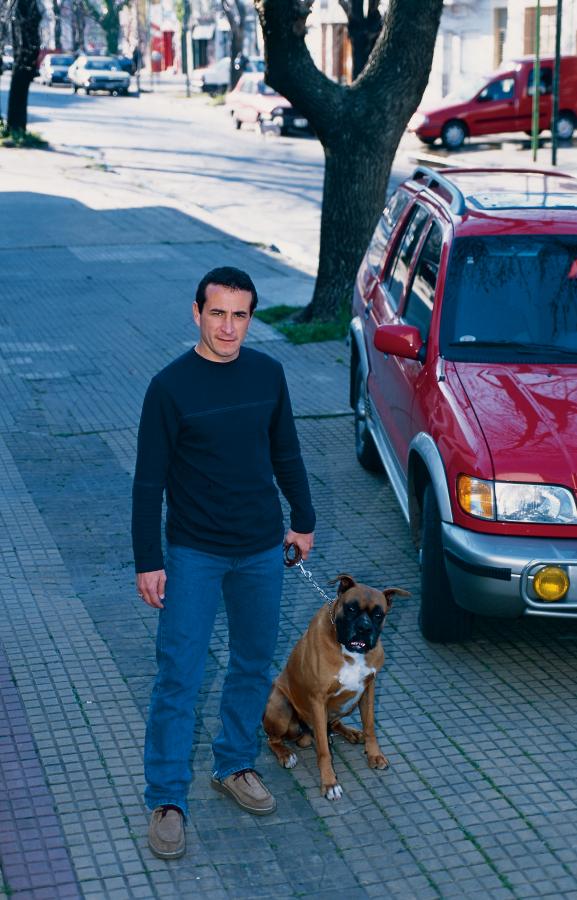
[442,523,577,619]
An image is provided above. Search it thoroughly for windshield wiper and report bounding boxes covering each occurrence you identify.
[449,340,577,356]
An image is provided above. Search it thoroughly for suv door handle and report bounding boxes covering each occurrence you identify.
[364,299,374,320]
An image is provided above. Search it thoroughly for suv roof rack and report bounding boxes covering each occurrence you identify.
[412,166,466,215]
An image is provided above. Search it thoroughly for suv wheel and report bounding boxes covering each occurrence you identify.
[419,484,473,643]
[441,120,466,150]
[354,367,382,473]
[555,113,575,141]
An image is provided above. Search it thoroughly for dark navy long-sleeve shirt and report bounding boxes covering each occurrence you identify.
[132,346,316,572]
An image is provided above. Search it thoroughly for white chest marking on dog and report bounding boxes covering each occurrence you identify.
[335,646,376,705]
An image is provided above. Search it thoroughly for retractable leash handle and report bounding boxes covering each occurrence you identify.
[283,542,303,567]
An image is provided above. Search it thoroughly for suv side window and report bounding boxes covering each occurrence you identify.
[403,222,443,341]
[366,190,410,275]
[384,204,429,310]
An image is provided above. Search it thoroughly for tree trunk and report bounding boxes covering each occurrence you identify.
[304,125,399,321]
[348,3,381,80]
[53,0,62,49]
[222,0,246,90]
[7,0,41,133]
[102,4,120,55]
[256,0,444,323]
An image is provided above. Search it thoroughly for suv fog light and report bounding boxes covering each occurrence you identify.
[533,566,569,602]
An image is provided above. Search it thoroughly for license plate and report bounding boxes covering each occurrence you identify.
[293,118,308,128]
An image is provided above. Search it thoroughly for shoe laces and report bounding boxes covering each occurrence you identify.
[233,768,261,782]
[158,804,182,818]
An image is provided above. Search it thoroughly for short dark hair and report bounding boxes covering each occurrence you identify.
[195,267,258,314]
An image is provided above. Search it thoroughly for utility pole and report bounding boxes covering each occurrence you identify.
[531,0,541,162]
[551,0,563,165]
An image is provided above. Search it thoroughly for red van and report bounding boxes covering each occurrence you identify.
[408,56,577,149]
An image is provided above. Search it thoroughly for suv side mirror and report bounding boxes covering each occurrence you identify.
[374,324,426,362]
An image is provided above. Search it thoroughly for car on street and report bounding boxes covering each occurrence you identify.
[39,53,76,86]
[68,55,131,95]
[350,165,577,643]
[1,44,13,71]
[408,56,577,149]
[225,73,312,136]
[191,56,264,94]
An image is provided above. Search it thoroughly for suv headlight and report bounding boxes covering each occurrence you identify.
[457,475,577,524]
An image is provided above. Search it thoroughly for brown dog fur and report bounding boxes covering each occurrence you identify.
[263,574,409,799]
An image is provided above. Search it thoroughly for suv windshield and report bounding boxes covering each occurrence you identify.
[440,235,577,362]
[51,55,74,66]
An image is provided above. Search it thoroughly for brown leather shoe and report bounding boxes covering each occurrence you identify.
[148,805,186,859]
[210,769,276,815]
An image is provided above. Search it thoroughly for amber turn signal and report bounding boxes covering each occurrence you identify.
[457,475,494,520]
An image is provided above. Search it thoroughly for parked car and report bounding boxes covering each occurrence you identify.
[39,53,75,85]
[191,56,264,94]
[408,55,577,149]
[225,73,312,136]
[350,165,577,643]
[1,44,14,71]
[68,55,130,95]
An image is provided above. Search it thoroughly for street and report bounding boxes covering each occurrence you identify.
[2,76,577,899]
[1,78,414,273]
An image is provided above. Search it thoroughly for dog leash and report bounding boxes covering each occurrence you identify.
[283,543,337,622]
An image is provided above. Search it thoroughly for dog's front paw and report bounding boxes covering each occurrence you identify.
[323,783,343,800]
[367,752,389,770]
[284,752,298,769]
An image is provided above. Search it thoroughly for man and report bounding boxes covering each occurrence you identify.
[132,266,315,860]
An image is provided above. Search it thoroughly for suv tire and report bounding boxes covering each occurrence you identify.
[354,367,382,473]
[419,484,473,643]
[441,120,466,150]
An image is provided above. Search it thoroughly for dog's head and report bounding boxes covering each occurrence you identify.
[330,574,410,654]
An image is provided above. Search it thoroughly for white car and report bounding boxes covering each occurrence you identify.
[39,53,75,86]
[68,55,130,95]
[191,56,264,94]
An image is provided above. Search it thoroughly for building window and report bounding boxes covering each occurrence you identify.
[494,7,507,67]
[524,6,557,55]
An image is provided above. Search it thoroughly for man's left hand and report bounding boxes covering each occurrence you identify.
[285,529,314,561]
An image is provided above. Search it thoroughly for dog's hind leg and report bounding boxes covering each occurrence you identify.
[263,686,299,769]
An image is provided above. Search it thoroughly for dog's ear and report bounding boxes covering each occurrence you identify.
[328,573,356,595]
[382,587,411,610]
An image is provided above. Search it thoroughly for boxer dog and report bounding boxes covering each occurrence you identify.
[263,574,409,800]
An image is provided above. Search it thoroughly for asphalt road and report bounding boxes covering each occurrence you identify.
[3,78,412,272]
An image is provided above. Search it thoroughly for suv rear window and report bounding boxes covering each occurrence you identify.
[365,190,410,275]
[403,221,443,341]
[440,234,577,362]
[384,204,429,310]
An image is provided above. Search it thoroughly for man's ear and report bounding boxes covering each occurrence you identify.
[192,301,201,326]
[382,587,411,610]
[328,573,356,595]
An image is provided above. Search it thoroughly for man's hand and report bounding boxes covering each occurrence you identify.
[285,529,315,561]
[136,569,166,609]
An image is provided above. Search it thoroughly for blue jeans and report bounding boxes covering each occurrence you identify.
[144,542,284,819]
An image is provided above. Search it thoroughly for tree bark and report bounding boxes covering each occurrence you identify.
[340,0,382,80]
[222,0,246,90]
[7,0,41,133]
[53,0,62,49]
[255,0,444,322]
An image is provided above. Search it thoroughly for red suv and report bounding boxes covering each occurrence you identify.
[350,166,577,642]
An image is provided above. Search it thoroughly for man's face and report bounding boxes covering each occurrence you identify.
[193,284,253,363]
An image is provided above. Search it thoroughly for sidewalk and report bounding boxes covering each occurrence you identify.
[2,141,577,900]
